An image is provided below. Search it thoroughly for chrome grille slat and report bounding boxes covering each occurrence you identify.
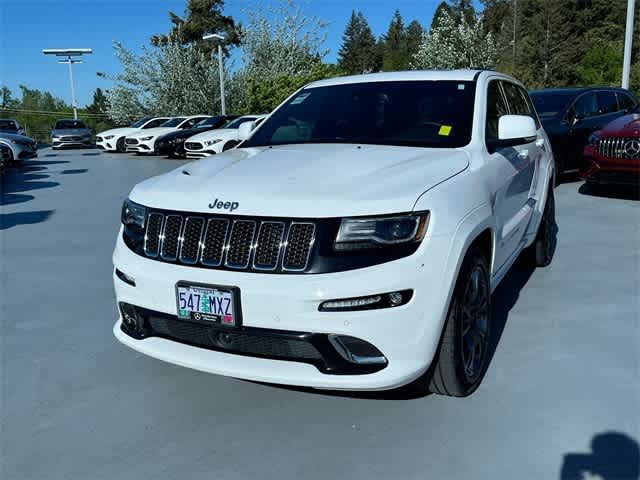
[597,136,640,159]
[140,212,315,273]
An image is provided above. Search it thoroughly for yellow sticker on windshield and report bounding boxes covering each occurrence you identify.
[438,125,452,136]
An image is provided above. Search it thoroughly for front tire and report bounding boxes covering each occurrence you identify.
[116,137,126,153]
[414,247,492,397]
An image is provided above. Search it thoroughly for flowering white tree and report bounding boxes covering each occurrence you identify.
[105,41,223,124]
[411,10,496,70]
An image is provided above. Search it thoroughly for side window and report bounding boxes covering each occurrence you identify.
[181,119,196,129]
[597,91,618,114]
[571,93,598,119]
[617,92,637,111]
[144,119,166,128]
[486,81,509,143]
[501,82,528,116]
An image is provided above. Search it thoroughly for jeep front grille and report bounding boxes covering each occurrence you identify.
[597,137,640,159]
[139,210,315,273]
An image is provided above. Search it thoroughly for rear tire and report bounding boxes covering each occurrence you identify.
[524,186,556,268]
[413,246,492,397]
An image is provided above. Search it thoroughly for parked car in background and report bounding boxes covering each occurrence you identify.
[125,115,210,154]
[0,119,25,136]
[0,132,38,164]
[581,113,640,188]
[184,115,267,158]
[529,87,639,181]
[114,70,556,396]
[0,143,11,174]
[96,116,171,152]
[51,119,92,149]
[156,115,238,158]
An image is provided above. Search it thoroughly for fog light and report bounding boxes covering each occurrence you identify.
[119,303,141,330]
[319,290,413,312]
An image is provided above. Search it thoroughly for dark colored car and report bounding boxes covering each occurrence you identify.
[529,87,639,180]
[581,113,640,187]
[155,115,238,158]
[0,143,11,174]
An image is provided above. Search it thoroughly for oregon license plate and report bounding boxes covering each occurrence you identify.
[175,284,237,326]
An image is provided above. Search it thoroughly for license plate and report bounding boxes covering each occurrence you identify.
[175,284,237,326]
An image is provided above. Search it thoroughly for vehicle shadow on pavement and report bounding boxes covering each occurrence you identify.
[0,159,67,229]
[578,182,640,201]
[560,431,639,480]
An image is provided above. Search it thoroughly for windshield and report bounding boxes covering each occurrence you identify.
[530,91,577,117]
[195,116,226,128]
[0,120,18,131]
[55,120,87,129]
[225,117,259,129]
[160,117,186,127]
[245,81,476,149]
[130,116,152,128]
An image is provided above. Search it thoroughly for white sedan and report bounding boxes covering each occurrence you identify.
[184,115,266,158]
[96,116,170,152]
[125,115,210,154]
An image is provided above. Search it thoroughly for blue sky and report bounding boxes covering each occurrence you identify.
[0,0,480,107]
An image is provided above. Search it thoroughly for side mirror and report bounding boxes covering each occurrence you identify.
[237,121,256,141]
[489,115,537,152]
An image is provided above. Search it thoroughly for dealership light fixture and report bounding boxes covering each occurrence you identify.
[202,33,226,115]
[42,48,93,120]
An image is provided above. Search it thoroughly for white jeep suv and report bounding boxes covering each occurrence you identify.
[113,70,556,396]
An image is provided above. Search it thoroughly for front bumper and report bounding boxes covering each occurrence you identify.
[96,137,119,151]
[112,230,455,390]
[52,138,92,148]
[186,150,215,159]
[581,148,640,185]
[126,139,156,153]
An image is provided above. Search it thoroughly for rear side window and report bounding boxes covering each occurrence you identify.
[144,119,167,129]
[571,93,598,118]
[597,91,619,114]
[617,92,637,111]
[486,81,509,143]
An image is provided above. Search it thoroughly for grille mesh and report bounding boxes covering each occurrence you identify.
[179,217,205,264]
[144,213,163,257]
[141,211,315,273]
[147,316,322,360]
[185,142,203,150]
[226,221,256,268]
[254,222,285,269]
[160,215,183,260]
[283,223,315,270]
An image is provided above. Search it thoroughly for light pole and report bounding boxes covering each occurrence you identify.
[202,33,226,115]
[42,48,92,120]
[621,0,636,89]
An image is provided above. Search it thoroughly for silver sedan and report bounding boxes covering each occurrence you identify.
[0,132,38,165]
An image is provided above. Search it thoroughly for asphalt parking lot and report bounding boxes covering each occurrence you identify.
[1,148,639,480]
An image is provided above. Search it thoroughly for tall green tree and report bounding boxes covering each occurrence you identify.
[382,10,409,71]
[151,0,240,55]
[86,88,109,115]
[431,2,454,30]
[405,20,424,60]
[337,11,378,74]
[449,0,476,25]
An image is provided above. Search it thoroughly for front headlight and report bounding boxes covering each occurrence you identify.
[334,212,429,251]
[121,199,146,230]
[204,139,222,146]
[104,135,115,140]
[140,136,154,141]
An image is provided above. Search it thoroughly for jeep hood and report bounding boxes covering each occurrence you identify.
[130,143,469,217]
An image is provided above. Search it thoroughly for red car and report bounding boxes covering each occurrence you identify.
[581,113,640,187]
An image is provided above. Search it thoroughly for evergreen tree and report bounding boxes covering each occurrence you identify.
[449,0,476,25]
[431,2,454,30]
[338,11,378,74]
[86,88,109,115]
[382,10,409,71]
[406,20,424,60]
[151,0,240,55]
